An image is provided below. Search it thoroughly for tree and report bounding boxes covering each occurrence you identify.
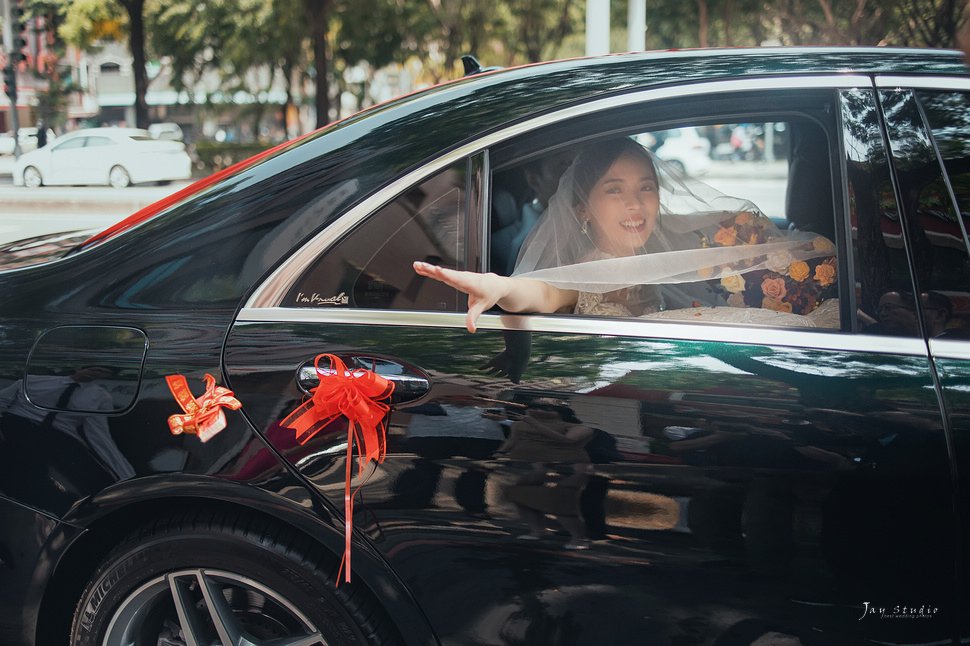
[304,0,333,128]
[118,0,147,127]
[58,0,151,128]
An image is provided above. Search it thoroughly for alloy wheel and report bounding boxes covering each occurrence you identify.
[22,166,42,188]
[103,568,326,646]
[109,166,131,188]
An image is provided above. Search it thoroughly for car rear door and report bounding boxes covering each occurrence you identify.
[885,76,970,643]
[224,78,956,645]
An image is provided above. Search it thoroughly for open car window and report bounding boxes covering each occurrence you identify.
[488,91,845,331]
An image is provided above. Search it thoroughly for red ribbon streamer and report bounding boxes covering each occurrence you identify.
[166,373,242,442]
[281,354,394,584]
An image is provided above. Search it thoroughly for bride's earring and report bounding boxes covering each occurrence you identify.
[581,219,590,235]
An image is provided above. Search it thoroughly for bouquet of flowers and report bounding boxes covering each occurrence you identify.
[705,212,838,315]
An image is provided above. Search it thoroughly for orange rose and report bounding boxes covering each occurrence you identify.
[698,265,714,279]
[748,234,760,245]
[815,262,836,287]
[762,297,793,313]
[761,276,787,300]
[735,212,754,225]
[714,226,738,246]
[788,261,810,282]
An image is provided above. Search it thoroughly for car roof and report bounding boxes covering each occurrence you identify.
[61,127,150,139]
[249,47,969,187]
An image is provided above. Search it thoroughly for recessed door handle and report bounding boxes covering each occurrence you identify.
[297,355,431,405]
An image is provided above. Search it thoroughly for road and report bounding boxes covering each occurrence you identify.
[0,175,193,245]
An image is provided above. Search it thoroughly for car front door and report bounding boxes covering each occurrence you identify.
[225,78,955,645]
[48,137,88,185]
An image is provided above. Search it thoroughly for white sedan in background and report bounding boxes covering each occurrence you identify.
[13,127,192,188]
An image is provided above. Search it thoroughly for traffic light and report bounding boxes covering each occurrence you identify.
[3,65,15,101]
[9,0,28,65]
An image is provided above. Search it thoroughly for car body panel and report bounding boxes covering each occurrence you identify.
[224,318,954,644]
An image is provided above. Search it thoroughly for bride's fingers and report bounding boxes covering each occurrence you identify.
[413,261,477,293]
[414,261,470,291]
[466,298,491,333]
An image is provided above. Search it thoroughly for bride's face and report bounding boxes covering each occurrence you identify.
[582,153,659,257]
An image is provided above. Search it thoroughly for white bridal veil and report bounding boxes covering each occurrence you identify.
[510,138,838,317]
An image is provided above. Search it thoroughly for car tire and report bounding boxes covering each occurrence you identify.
[70,509,399,646]
[22,166,42,188]
[108,165,131,188]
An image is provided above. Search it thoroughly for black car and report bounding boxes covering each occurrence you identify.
[3,47,970,646]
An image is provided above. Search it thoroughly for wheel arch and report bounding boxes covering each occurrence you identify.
[34,479,438,645]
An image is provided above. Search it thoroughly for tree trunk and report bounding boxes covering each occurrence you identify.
[281,58,295,137]
[304,0,332,128]
[121,0,149,129]
[696,0,709,47]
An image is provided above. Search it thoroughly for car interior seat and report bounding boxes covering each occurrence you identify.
[786,121,836,242]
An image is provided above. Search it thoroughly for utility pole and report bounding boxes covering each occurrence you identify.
[1,0,22,157]
[586,0,610,56]
[627,0,647,51]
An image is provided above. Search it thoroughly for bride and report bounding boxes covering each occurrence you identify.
[414,137,835,333]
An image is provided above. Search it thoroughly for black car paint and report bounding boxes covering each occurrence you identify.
[0,48,966,645]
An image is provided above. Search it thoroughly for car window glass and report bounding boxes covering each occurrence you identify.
[53,138,86,151]
[85,137,114,147]
[286,160,468,311]
[918,90,970,227]
[840,88,921,336]
[881,89,970,339]
[490,110,842,331]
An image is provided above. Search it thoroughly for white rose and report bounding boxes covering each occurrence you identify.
[765,251,795,274]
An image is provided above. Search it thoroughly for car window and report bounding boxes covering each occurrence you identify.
[489,94,842,330]
[85,137,115,147]
[53,138,86,151]
[286,160,469,311]
[879,88,970,339]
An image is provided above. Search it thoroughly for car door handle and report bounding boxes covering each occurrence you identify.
[297,355,431,405]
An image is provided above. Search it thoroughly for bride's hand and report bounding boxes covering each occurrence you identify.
[413,261,510,333]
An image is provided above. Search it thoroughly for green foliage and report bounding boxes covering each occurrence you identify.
[31,0,970,133]
[56,0,128,47]
[192,140,273,174]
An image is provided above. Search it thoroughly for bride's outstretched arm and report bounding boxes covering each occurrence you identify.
[413,261,577,333]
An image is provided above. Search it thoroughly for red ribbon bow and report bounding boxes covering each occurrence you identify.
[166,373,242,442]
[281,354,395,584]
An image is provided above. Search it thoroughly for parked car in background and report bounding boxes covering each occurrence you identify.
[12,127,191,188]
[0,127,55,156]
[2,48,970,646]
[652,125,713,175]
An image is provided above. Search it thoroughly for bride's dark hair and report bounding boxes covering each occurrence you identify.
[572,138,657,207]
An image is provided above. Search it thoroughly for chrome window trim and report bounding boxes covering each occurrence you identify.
[930,338,970,361]
[246,74,872,309]
[236,307,927,356]
[874,76,970,90]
